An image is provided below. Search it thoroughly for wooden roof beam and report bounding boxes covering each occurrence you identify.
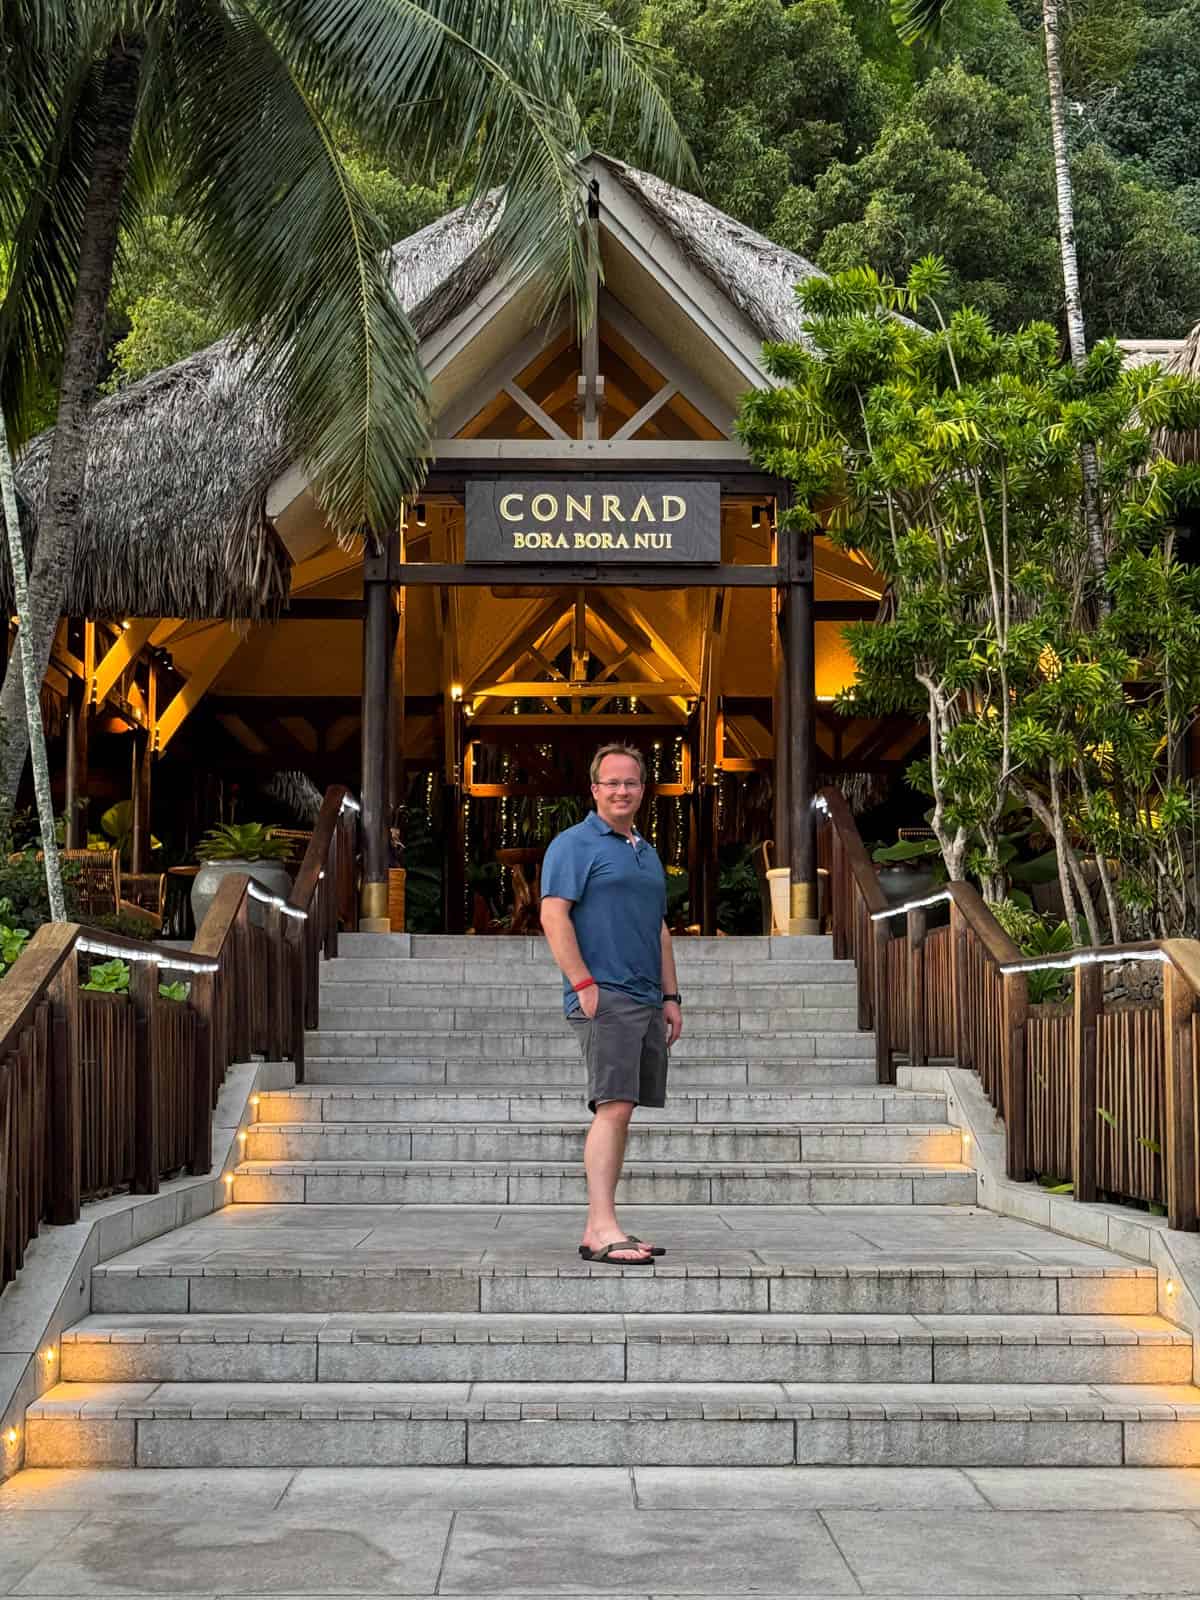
[154,626,246,752]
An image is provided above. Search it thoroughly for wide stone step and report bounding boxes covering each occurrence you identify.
[396,933,835,962]
[299,1058,881,1088]
[244,1122,962,1167]
[256,1085,948,1126]
[322,958,857,987]
[317,981,859,1010]
[315,1004,862,1035]
[61,1312,1193,1386]
[304,1029,877,1061]
[26,1379,1200,1467]
[230,1159,976,1206]
[90,1260,1159,1317]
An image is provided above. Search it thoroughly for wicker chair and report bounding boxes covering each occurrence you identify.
[57,849,119,920]
[115,863,167,930]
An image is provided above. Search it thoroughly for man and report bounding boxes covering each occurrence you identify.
[541,743,684,1266]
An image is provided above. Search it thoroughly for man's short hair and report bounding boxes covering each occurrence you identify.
[590,743,647,785]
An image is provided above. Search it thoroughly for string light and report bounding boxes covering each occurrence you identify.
[246,882,307,921]
[76,936,218,975]
[869,890,953,923]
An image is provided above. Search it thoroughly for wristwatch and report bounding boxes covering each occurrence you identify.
[662,992,682,1005]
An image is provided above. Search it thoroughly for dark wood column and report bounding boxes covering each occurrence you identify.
[360,532,397,929]
[130,727,151,875]
[442,700,466,934]
[65,622,94,849]
[785,528,818,932]
[773,591,790,868]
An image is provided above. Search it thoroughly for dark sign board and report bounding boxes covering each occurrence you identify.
[465,479,721,563]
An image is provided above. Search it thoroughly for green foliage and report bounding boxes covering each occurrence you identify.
[81,958,130,994]
[0,896,30,977]
[739,258,1200,938]
[873,837,942,862]
[196,823,291,864]
[717,843,763,934]
[665,863,690,927]
[159,979,190,1002]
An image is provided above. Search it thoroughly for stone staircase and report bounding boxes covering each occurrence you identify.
[24,933,1200,1470]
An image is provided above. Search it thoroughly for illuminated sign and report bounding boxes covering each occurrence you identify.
[465,480,721,562]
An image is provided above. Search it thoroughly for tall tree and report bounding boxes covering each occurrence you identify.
[0,0,688,800]
[890,0,1110,586]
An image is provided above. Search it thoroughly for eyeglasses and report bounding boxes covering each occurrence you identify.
[594,779,644,791]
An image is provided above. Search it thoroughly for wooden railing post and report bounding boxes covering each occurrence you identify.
[873,917,893,1084]
[1002,969,1030,1181]
[130,959,161,1194]
[1072,961,1101,1205]
[189,969,215,1176]
[1163,953,1199,1232]
[288,925,307,1083]
[46,953,81,1224]
[233,889,253,1065]
[264,904,287,1060]
[951,901,965,1067]
[907,906,927,1069]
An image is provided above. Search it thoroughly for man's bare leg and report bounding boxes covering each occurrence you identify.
[581,1100,650,1261]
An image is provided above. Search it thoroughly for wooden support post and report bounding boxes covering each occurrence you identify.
[1072,961,1101,1205]
[773,593,790,871]
[361,533,396,930]
[46,953,81,1224]
[700,783,718,937]
[873,918,893,1084]
[130,960,161,1194]
[287,926,307,1083]
[951,900,966,1068]
[264,904,287,1060]
[1002,969,1031,1181]
[130,727,151,875]
[785,531,817,933]
[188,968,215,1175]
[1163,957,1199,1232]
[907,907,927,1068]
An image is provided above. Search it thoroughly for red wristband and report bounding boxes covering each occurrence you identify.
[572,977,596,994]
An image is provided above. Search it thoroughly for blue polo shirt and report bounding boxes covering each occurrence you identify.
[541,810,667,1015]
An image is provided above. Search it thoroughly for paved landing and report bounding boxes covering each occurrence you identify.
[7,1464,1200,1595]
[87,1203,1139,1271]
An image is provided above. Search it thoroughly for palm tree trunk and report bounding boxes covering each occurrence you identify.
[0,406,66,920]
[0,35,143,803]
[1041,0,1108,590]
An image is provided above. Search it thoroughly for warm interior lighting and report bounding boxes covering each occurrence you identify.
[223,1172,234,1187]
[450,684,463,702]
[751,505,762,529]
[962,1132,971,1147]
[121,620,131,631]
[250,1094,260,1107]
[5,1428,16,1446]
[42,1346,56,1364]
[415,503,427,527]
[1167,1278,1177,1296]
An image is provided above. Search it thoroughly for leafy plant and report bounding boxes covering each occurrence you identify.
[0,897,30,977]
[717,844,762,935]
[101,801,161,864]
[872,837,942,864]
[197,823,291,864]
[82,959,131,994]
[665,864,690,928]
[159,980,190,1002]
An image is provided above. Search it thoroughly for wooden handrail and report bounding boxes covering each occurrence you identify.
[817,783,1200,1232]
[817,787,887,915]
[290,784,350,915]
[0,785,361,1297]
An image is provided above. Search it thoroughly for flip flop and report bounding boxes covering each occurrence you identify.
[578,1239,655,1265]
[624,1234,667,1257]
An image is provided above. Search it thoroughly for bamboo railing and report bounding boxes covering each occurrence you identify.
[816,786,1200,1232]
[0,787,360,1294]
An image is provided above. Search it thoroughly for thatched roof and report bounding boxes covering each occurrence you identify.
[12,157,822,622]
[1121,325,1200,467]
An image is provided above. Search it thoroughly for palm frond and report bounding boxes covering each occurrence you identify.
[250,0,689,328]
[170,0,431,541]
[891,0,954,45]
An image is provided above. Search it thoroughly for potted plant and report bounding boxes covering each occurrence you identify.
[191,823,293,928]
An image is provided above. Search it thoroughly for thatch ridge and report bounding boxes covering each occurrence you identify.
[13,163,820,621]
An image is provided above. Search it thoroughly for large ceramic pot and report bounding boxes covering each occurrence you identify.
[190,858,294,931]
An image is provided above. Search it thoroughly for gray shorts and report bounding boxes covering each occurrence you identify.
[567,986,669,1112]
